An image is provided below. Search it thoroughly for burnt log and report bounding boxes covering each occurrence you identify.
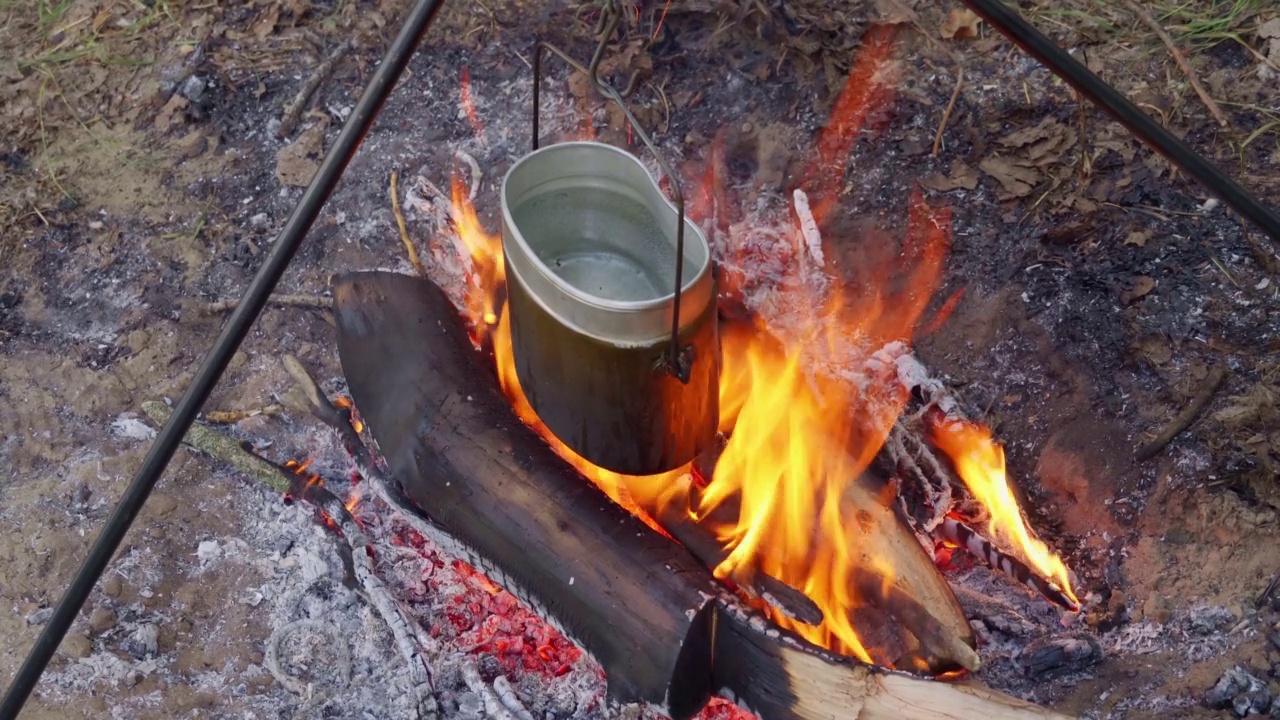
[333,270,1073,720]
[334,271,716,719]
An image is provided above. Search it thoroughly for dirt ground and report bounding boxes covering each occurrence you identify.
[1,0,1279,718]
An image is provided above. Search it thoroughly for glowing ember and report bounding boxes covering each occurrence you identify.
[460,66,486,143]
[929,420,1079,606]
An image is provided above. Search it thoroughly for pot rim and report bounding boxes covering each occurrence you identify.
[500,141,712,315]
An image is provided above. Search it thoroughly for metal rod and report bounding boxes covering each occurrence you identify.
[958,0,1280,244]
[0,1,446,715]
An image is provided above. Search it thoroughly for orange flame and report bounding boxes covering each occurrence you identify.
[437,31,1074,665]
[450,175,504,334]
[929,420,1079,606]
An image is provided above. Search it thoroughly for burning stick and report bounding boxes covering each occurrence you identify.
[940,518,1079,612]
[139,401,440,718]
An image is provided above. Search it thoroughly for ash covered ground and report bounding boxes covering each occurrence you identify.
[2,1,1280,719]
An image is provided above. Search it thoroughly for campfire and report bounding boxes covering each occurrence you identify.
[417,23,1081,675]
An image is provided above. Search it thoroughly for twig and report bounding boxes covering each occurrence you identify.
[140,401,289,493]
[1121,0,1228,127]
[462,662,520,720]
[279,40,352,139]
[140,401,438,718]
[202,294,331,315]
[453,149,482,202]
[265,618,352,699]
[280,355,447,556]
[204,404,285,424]
[791,188,824,267]
[932,67,964,157]
[392,171,426,277]
[941,518,1079,612]
[1136,364,1229,461]
[492,676,535,720]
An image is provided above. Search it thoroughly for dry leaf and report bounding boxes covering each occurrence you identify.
[276,121,328,187]
[1121,276,1156,304]
[873,0,919,25]
[920,160,979,191]
[1135,337,1172,365]
[154,94,189,134]
[940,9,982,39]
[253,5,281,40]
[979,156,1039,197]
[1124,230,1151,247]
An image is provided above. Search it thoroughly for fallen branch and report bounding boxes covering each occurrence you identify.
[1135,364,1228,461]
[202,294,331,315]
[391,171,426,276]
[203,404,284,424]
[140,401,438,719]
[279,40,352,139]
[1121,0,1228,127]
[932,67,964,157]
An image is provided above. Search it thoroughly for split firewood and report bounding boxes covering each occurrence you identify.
[139,401,439,719]
[332,270,1076,719]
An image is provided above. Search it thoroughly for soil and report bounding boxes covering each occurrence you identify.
[1,0,1279,718]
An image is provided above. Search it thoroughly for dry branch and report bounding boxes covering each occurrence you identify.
[279,40,351,139]
[1121,0,1228,127]
[932,67,964,157]
[140,401,438,718]
[391,171,426,276]
[1135,364,1228,461]
[203,404,284,423]
[202,294,331,315]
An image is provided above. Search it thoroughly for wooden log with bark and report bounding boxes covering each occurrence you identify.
[332,270,1073,720]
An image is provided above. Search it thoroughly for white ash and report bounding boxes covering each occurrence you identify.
[110,415,157,441]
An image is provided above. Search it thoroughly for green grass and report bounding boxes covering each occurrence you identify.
[1154,0,1265,47]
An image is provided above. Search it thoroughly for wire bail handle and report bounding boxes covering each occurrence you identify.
[531,0,695,384]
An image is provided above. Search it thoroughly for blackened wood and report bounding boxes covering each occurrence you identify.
[333,271,716,719]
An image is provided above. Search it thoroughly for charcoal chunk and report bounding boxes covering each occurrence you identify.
[123,623,159,660]
[1020,635,1103,677]
[1206,666,1267,714]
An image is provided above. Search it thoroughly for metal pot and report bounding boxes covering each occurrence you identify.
[501,141,719,476]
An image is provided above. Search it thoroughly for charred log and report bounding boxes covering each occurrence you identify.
[333,271,1073,720]
[334,271,717,719]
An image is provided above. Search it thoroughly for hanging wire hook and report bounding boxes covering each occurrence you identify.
[530,0,694,383]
